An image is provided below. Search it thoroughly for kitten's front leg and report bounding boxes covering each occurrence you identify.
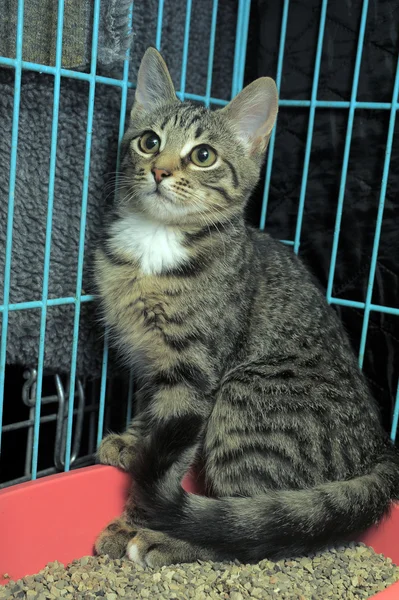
[98,356,215,560]
[97,417,145,471]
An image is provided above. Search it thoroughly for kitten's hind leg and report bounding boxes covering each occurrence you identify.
[95,513,137,559]
[126,528,217,567]
[95,518,215,566]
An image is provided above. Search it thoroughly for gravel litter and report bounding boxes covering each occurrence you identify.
[1,542,399,599]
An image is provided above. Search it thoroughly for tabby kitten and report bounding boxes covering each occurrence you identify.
[94,47,399,567]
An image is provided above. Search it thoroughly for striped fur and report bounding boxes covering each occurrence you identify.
[95,48,399,566]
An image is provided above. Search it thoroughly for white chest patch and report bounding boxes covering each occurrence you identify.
[109,213,188,275]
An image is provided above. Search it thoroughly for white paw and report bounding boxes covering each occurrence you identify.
[127,541,147,567]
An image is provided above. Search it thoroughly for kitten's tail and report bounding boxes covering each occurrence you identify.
[132,441,399,562]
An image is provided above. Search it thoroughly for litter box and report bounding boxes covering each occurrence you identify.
[1,465,398,599]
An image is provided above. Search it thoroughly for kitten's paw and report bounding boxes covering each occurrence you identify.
[127,529,175,568]
[97,433,135,471]
[95,515,136,559]
[127,529,198,568]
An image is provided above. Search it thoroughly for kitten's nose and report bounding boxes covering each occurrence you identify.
[152,167,171,184]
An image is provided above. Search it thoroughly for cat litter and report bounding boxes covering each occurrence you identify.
[1,542,399,599]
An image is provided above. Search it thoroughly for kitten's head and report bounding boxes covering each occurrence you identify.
[120,47,278,226]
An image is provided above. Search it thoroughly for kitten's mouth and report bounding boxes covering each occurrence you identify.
[152,187,175,204]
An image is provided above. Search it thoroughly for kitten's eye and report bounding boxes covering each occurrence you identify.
[190,145,217,167]
[139,131,161,154]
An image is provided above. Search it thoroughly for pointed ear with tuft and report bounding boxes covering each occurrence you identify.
[131,47,178,118]
[221,77,278,155]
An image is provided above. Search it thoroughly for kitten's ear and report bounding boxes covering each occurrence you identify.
[132,47,177,116]
[221,78,278,154]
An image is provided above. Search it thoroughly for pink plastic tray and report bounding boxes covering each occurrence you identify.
[0,465,398,599]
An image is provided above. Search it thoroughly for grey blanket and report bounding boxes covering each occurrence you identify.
[0,0,237,378]
[0,0,132,68]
